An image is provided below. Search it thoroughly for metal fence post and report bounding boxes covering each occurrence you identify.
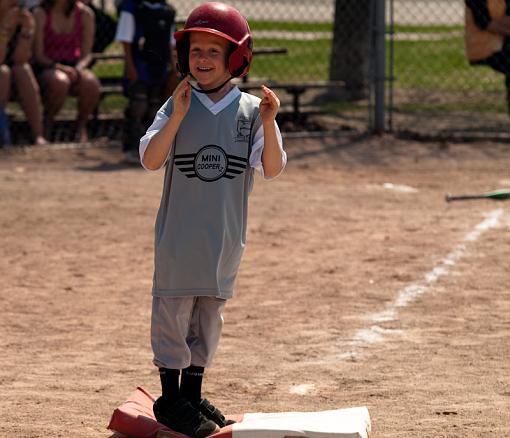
[373,0,386,133]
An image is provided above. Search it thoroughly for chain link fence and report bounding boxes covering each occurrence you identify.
[387,0,510,140]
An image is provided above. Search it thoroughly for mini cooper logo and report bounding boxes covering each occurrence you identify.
[175,145,248,182]
[195,145,227,181]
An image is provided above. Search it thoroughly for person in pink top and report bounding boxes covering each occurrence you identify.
[33,0,100,142]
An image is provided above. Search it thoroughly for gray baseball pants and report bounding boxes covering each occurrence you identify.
[151,296,226,369]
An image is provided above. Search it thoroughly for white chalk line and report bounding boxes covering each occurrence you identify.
[304,208,504,366]
[289,383,316,395]
[382,182,418,193]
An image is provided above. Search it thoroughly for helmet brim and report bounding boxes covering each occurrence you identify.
[174,28,239,46]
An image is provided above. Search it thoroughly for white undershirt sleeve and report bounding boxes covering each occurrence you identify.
[115,11,135,43]
[139,105,171,171]
[249,121,286,180]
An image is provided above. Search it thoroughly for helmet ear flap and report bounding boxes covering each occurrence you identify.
[176,34,190,76]
[229,34,253,77]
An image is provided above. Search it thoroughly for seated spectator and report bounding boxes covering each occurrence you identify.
[465,0,510,112]
[33,0,100,142]
[0,0,47,146]
[115,0,177,162]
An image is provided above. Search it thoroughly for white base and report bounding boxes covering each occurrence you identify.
[231,407,371,438]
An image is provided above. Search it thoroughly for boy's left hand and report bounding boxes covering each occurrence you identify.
[259,85,280,123]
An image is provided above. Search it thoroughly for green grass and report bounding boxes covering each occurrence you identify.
[253,29,504,96]
[390,24,463,33]
[390,37,505,93]
[99,94,128,111]
[93,61,123,78]
[252,38,331,81]
[254,35,505,95]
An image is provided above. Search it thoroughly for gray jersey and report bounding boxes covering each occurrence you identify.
[152,91,263,299]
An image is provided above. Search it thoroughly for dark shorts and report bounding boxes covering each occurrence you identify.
[32,59,79,80]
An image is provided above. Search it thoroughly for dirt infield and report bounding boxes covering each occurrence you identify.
[1,134,509,437]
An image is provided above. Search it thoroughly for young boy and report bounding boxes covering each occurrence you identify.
[139,2,286,437]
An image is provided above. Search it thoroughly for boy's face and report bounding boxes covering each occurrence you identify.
[189,32,231,90]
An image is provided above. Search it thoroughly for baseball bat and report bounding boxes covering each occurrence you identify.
[445,188,510,202]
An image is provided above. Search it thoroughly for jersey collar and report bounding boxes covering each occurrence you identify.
[193,86,241,115]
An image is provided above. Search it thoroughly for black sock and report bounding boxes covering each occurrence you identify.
[159,368,180,402]
[180,365,204,403]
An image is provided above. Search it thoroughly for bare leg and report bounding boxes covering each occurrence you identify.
[0,65,11,106]
[12,63,47,145]
[74,69,100,142]
[41,69,71,140]
[505,76,510,115]
[0,65,12,145]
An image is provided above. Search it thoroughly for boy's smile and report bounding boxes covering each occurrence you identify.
[189,32,232,90]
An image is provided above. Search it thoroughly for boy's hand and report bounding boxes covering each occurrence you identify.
[259,85,280,124]
[172,75,192,120]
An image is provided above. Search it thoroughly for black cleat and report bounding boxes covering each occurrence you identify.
[194,398,236,428]
[154,396,220,437]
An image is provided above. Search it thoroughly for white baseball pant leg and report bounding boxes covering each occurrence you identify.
[151,296,226,369]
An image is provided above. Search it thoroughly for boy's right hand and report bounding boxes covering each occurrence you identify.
[172,75,192,120]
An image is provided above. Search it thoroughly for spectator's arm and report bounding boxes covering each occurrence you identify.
[487,15,510,36]
[466,0,491,29]
[0,28,8,65]
[11,10,35,65]
[33,7,55,66]
[466,0,510,36]
[122,42,137,83]
[76,4,94,71]
[115,10,137,83]
[0,7,20,64]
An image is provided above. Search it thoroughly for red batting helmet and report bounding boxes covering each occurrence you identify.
[174,2,253,78]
